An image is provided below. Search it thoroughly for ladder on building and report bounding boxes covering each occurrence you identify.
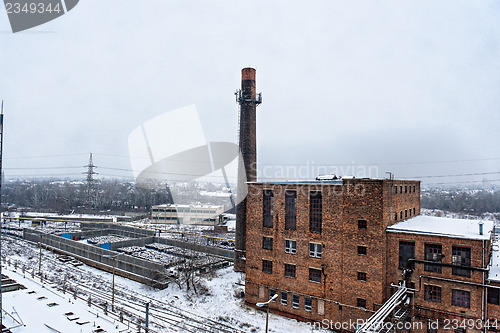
[356,284,409,333]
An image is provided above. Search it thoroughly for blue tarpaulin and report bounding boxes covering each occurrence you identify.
[61,233,71,239]
[100,243,111,250]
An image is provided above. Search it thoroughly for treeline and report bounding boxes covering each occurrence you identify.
[421,188,500,214]
[3,179,174,213]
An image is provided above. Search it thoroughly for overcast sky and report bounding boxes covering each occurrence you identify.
[1,0,499,186]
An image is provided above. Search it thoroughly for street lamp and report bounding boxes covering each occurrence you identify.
[256,293,278,333]
[103,253,122,311]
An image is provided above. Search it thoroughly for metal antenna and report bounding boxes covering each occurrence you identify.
[83,153,98,207]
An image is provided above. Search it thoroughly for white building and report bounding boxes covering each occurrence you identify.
[151,204,225,225]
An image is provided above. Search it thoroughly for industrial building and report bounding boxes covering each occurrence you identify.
[151,204,224,225]
[243,177,500,332]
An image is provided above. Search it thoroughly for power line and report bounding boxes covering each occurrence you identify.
[401,171,500,179]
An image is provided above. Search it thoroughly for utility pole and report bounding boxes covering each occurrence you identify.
[83,153,98,208]
[0,100,5,328]
[145,301,150,333]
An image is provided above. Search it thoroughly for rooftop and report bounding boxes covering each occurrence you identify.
[152,204,224,209]
[387,215,494,241]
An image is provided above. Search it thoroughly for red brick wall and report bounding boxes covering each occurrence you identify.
[386,231,491,328]
[245,179,421,327]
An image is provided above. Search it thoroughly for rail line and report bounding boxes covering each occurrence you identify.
[1,234,249,333]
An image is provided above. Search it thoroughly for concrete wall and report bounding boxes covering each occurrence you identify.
[154,237,234,261]
[24,229,169,288]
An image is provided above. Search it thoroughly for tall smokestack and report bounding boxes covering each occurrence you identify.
[234,67,261,272]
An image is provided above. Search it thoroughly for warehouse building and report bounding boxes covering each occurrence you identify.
[244,177,499,332]
[151,204,224,225]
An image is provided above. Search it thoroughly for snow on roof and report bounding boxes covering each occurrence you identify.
[387,215,494,241]
[490,242,500,282]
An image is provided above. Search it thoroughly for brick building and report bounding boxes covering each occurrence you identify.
[244,177,499,332]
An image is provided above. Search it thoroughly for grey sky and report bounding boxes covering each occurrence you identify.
[1,0,499,186]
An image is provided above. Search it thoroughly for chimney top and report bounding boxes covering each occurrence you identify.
[242,67,256,81]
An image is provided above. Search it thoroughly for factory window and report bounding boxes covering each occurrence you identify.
[358,219,367,229]
[284,264,296,278]
[424,244,442,273]
[285,190,297,230]
[405,185,408,193]
[309,191,322,233]
[262,237,273,250]
[358,246,367,256]
[263,190,274,228]
[405,210,408,218]
[292,295,300,309]
[399,241,415,269]
[357,298,366,308]
[424,285,442,303]
[488,287,499,305]
[394,186,398,194]
[413,185,416,192]
[285,239,297,254]
[309,242,322,258]
[281,291,288,305]
[413,208,416,215]
[400,185,403,194]
[452,289,470,308]
[452,246,471,277]
[394,212,398,221]
[269,289,276,301]
[309,268,322,283]
[262,259,273,274]
[304,297,312,311]
[357,272,367,282]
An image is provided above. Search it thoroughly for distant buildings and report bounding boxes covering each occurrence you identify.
[151,204,224,225]
[244,178,500,332]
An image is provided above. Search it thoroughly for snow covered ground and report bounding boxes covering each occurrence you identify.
[1,235,322,333]
[2,267,130,333]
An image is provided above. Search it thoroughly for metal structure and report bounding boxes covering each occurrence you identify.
[356,283,411,333]
[83,153,98,207]
[0,100,4,329]
[234,67,262,272]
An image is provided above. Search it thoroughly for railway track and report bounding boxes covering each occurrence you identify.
[1,234,251,333]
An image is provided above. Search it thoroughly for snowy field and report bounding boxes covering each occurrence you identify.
[1,234,324,333]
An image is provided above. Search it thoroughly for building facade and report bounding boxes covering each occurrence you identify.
[151,204,224,225]
[244,178,499,332]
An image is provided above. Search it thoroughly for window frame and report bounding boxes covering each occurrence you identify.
[424,284,442,303]
[357,271,367,282]
[285,190,297,230]
[280,291,288,305]
[309,191,322,233]
[285,239,297,254]
[358,245,367,256]
[263,190,274,228]
[284,263,296,278]
[292,294,300,309]
[304,296,312,312]
[399,241,415,269]
[452,246,471,277]
[309,267,322,283]
[262,259,273,274]
[452,289,471,308]
[262,236,273,251]
[357,298,366,308]
[358,219,367,229]
[309,242,322,258]
[424,243,442,273]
